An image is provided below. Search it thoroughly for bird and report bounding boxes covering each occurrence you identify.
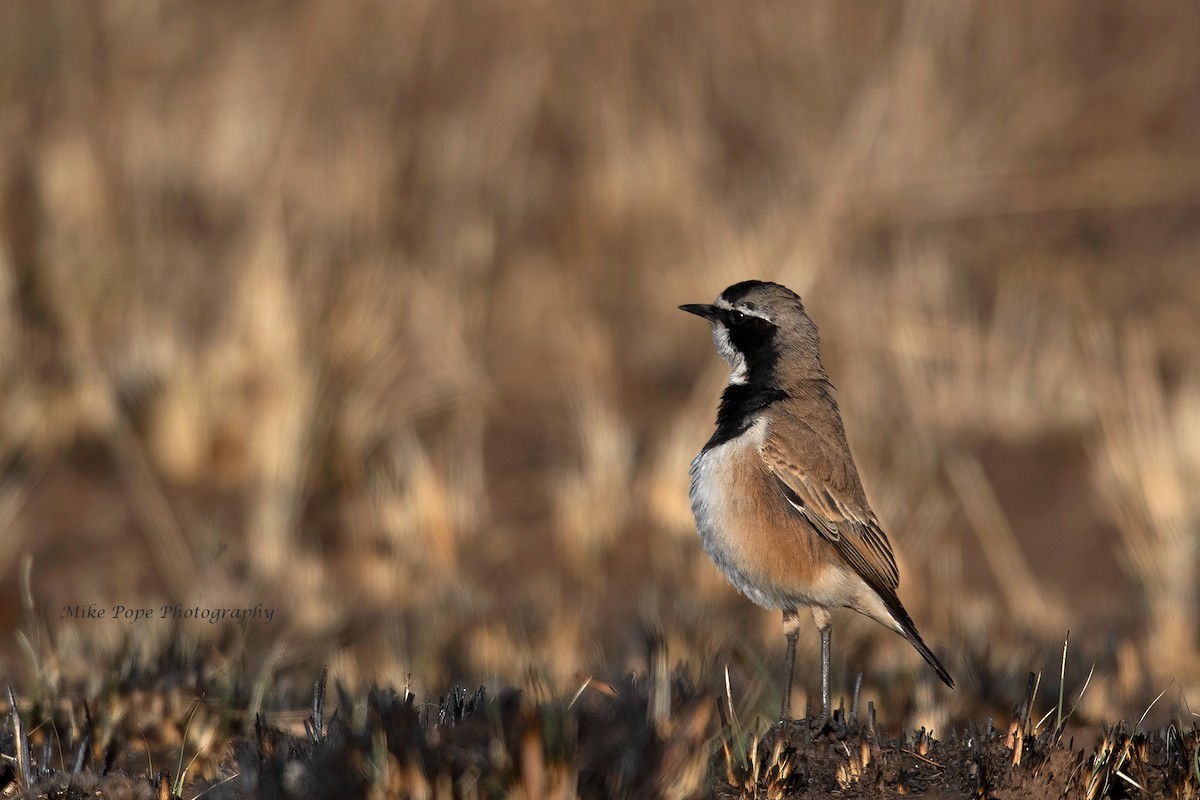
[680,279,953,725]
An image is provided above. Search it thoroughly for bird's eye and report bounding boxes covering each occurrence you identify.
[729,310,746,324]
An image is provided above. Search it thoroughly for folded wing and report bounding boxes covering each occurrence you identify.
[761,418,900,593]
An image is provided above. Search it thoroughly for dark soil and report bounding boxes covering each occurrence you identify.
[723,720,1085,799]
[4,667,1200,800]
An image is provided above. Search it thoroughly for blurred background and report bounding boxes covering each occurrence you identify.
[1,1,1198,732]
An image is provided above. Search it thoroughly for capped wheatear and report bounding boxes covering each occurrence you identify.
[681,280,953,723]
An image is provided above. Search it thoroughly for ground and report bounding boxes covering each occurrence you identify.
[4,665,1198,799]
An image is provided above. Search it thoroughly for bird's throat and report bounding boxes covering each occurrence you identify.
[705,381,788,451]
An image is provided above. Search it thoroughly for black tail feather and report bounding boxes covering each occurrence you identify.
[880,593,954,689]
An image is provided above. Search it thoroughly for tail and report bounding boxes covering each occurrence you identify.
[880,593,954,689]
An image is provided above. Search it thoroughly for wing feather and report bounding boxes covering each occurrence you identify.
[762,420,901,592]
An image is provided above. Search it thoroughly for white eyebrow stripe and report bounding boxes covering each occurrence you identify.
[715,296,774,323]
[736,306,773,322]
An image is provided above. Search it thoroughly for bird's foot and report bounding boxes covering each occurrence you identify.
[807,710,830,739]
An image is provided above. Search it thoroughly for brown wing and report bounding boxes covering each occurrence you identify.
[761,410,901,592]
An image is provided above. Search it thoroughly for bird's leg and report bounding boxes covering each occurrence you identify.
[811,607,833,734]
[820,624,832,719]
[780,608,801,720]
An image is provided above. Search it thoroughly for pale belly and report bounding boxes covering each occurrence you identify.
[688,420,875,615]
[688,421,796,609]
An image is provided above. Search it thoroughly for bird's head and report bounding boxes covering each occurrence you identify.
[680,280,822,385]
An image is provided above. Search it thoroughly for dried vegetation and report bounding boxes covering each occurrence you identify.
[1,3,1199,791]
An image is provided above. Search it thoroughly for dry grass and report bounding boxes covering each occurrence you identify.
[1,0,1199,730]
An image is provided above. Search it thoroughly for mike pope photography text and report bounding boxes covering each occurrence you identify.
[61,603,276,624]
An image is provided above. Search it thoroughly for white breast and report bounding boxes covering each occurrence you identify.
[688,418,788,609]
